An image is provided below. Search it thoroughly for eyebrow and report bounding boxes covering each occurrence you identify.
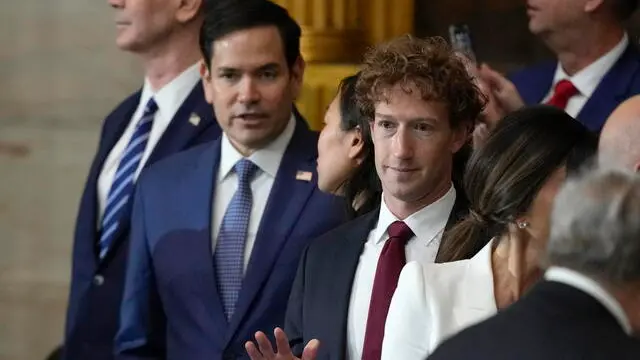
[217,63,281,73]
[374,113,438,122]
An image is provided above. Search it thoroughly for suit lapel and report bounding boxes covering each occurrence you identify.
[452,240,497,329]
[328,209,379,360]
[227,119,318,337]
[578,44,640,131]
[181,139,230,346]
[99,84,217,265]
[517,61,556,105]
[146,82,217,164]
[83,91,140,263]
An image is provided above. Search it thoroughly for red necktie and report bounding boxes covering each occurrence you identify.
[546,79,578,110]
[362,221,414,360]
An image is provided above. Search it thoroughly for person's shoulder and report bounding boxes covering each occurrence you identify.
[138,140,218,189]
[306,208,378,254]
[508,60,556,84]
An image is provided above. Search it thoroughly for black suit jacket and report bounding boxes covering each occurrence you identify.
[285,192,468,359]
[428,280,640,360]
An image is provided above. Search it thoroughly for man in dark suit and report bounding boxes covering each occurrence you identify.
[428,168,640,360]
[479,0,640,132]
[245,36,485,360]
[63,1,221,359]
[114,1,347,359]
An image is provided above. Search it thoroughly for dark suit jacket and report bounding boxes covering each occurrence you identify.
[63,83,222,360]
[114,119,348,360]
[510,43,640,132]
[428,280,640,360]
[285,193,468,360]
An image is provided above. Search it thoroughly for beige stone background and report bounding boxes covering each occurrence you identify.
[0,1,139,359]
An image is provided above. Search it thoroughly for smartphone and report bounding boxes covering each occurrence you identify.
[448,24,478,64]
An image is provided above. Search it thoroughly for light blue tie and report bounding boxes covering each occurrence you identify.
[98,98,157,260]
[215,159,258,320]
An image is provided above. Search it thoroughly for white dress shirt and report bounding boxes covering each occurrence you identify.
[542,33,628,118]
[545,266,632,335]
[346,185,457,360]
[211,115,296,273]
[97,63,201,221]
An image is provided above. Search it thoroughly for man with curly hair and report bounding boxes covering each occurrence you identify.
[244,35,486,360]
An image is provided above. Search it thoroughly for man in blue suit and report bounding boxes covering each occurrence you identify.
[63,0,221,359]
[115,1,347,359]
[479,0,640,132]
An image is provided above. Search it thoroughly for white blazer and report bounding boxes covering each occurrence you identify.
[381,239,498,360]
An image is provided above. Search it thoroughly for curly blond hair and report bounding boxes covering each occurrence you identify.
[356,35,486,130]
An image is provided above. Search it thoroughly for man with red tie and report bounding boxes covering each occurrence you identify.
[479,0,640,132]
[244,36,485,360]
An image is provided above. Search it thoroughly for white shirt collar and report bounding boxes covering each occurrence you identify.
[551,33,629,98]
[545,266,633,335]
[218,114,296,181]
[138,62,201,121]
[373,184,456,246]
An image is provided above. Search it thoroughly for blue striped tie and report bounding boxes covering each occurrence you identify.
[214,159,258,320]
[99,98,158,260]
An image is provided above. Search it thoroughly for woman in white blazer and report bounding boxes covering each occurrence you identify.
[381,106,598,360]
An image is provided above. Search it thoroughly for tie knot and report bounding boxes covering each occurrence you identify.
[234,159,258,185]
[144,98,158,116]
[553,79,578,98]
[387,221,413,244]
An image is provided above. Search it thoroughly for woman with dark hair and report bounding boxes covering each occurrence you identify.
[316,73,381,218]
[380,105,598,359]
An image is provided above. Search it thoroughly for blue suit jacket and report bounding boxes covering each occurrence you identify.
[115,119,348,360]
[510,43,640,132]
[64,83,221,360]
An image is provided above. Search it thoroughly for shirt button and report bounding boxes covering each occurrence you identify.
[93,274,105,286]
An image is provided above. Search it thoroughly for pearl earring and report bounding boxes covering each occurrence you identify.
[517,221,529,229]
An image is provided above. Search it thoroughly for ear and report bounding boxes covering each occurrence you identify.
[200,60,214,104]
[290,56,306,100]
[634,161,640,173]
[583,0,604,13]
[175,0,203,23]
[450,122,470,153]
[347,126,366,163]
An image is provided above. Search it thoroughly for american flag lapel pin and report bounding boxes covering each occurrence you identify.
[189,113,201,126]
[295,170,312,182]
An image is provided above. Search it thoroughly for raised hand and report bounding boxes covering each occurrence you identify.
[245,327,319,360]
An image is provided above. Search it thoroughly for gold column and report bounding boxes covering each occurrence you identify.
[275,0,414,130]
[275,0,364,63]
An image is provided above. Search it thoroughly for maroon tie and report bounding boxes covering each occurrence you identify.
[361,221,414,360]
[546,79,578,110]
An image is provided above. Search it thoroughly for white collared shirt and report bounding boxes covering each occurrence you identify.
[211,115,296,272]
[97,63,202,221]
[346,185,457,360]
[542,33,628,118]
[545,266,632,335]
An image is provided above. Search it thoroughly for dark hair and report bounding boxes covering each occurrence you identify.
[336,73,382,218]
[612,0,639,20]
[199,0,302,69]
[437,106,598,262]
[356,35,486,131]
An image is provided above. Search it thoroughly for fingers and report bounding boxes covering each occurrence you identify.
[301,339,320,360]
[255,331,276,359]
[479,63,508,90]
[274,327,293,356]
[246,340,266,360]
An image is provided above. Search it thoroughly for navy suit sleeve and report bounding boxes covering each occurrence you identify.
[285,243,310,357]
[115,179,166,360]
